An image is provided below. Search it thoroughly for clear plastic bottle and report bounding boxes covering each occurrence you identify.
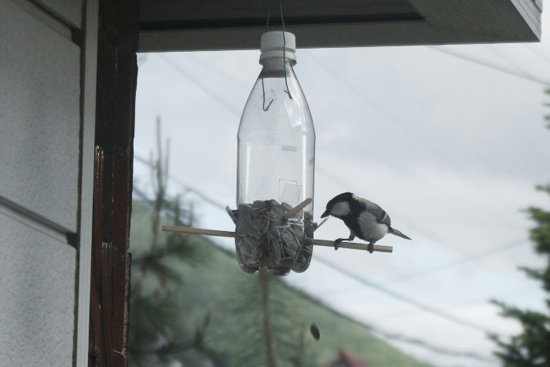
[235,31,315,275]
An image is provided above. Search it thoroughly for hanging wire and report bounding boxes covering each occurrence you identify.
[262,0,273,111]
[262,77,274,111]
[279,0,292,99]
[262,0,292,111]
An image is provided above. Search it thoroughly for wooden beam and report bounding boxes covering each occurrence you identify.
[88,0,140,366]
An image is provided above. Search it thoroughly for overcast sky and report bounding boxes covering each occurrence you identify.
[134,4,550,366]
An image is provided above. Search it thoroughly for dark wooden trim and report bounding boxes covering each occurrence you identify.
[139,13,424,32]
[89,1,140,366]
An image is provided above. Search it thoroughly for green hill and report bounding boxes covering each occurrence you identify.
[129,200,432,367]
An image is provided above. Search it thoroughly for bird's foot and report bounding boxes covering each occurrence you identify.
[367,242,374,254]
[334,238,343,250]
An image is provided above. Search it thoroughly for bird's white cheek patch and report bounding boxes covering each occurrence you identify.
[331,201,351,216]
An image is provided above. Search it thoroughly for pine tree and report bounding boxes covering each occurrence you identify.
[489,89,550,367]
[128,118,220,366]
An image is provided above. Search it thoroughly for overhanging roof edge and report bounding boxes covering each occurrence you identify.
[138,0,541,52]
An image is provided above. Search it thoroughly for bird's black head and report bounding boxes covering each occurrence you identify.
[321,192,354,218]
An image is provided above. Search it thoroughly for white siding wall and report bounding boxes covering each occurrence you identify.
[0,0,80,232]
[0,206,76,366]
[0,0,85,365]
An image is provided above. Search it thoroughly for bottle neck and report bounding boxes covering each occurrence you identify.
[260,57,296,71]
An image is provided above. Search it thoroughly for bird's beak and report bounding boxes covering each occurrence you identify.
[321,209,330,218]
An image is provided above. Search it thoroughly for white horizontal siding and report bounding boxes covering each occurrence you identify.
[0,205,76,366]
[0,0,81,232]
[0,2,83,365]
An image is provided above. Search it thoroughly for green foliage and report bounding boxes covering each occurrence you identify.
[128,200,219,367]
[489,299,550,366]
[490,107,550,366]
[129,120,220,366]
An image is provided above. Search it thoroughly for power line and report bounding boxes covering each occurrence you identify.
[484,45,527,74]
[185,53,252,91]
[367,325,495,363]
[430,46,550,87]
[313,255,501,335]
[308,55,524,221]
[314,238,529,298]
[385,238,528,284]
[159,54,242,116]
[525,44,550,65]
[134,154,228,211]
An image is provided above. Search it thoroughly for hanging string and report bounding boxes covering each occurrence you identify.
[262,77,273,111]
[262,0,292,112]
[279,0,292,99]
[262,0,273,110]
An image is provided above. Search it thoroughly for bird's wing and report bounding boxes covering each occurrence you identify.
[358,198,391,226]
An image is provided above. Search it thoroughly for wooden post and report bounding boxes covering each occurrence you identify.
[88,1,140,366]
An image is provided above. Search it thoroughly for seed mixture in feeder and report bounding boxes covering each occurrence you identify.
[230,200,314,275]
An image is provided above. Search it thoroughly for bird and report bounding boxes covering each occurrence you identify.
[321,192,411,253]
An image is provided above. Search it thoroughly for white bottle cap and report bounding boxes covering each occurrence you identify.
[260,31,296,61]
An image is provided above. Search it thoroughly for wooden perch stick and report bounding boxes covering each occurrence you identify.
[163,225,236,238]
[162,225,393,253]
[283,198,313,219]
[311,238,392,253]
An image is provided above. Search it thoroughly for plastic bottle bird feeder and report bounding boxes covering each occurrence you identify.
[161,31,393,275]
[230,31,315,275]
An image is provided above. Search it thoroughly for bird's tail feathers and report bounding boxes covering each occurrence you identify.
[389,227,411,240]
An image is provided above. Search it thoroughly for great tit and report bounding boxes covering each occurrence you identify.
[321,192,411,253]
